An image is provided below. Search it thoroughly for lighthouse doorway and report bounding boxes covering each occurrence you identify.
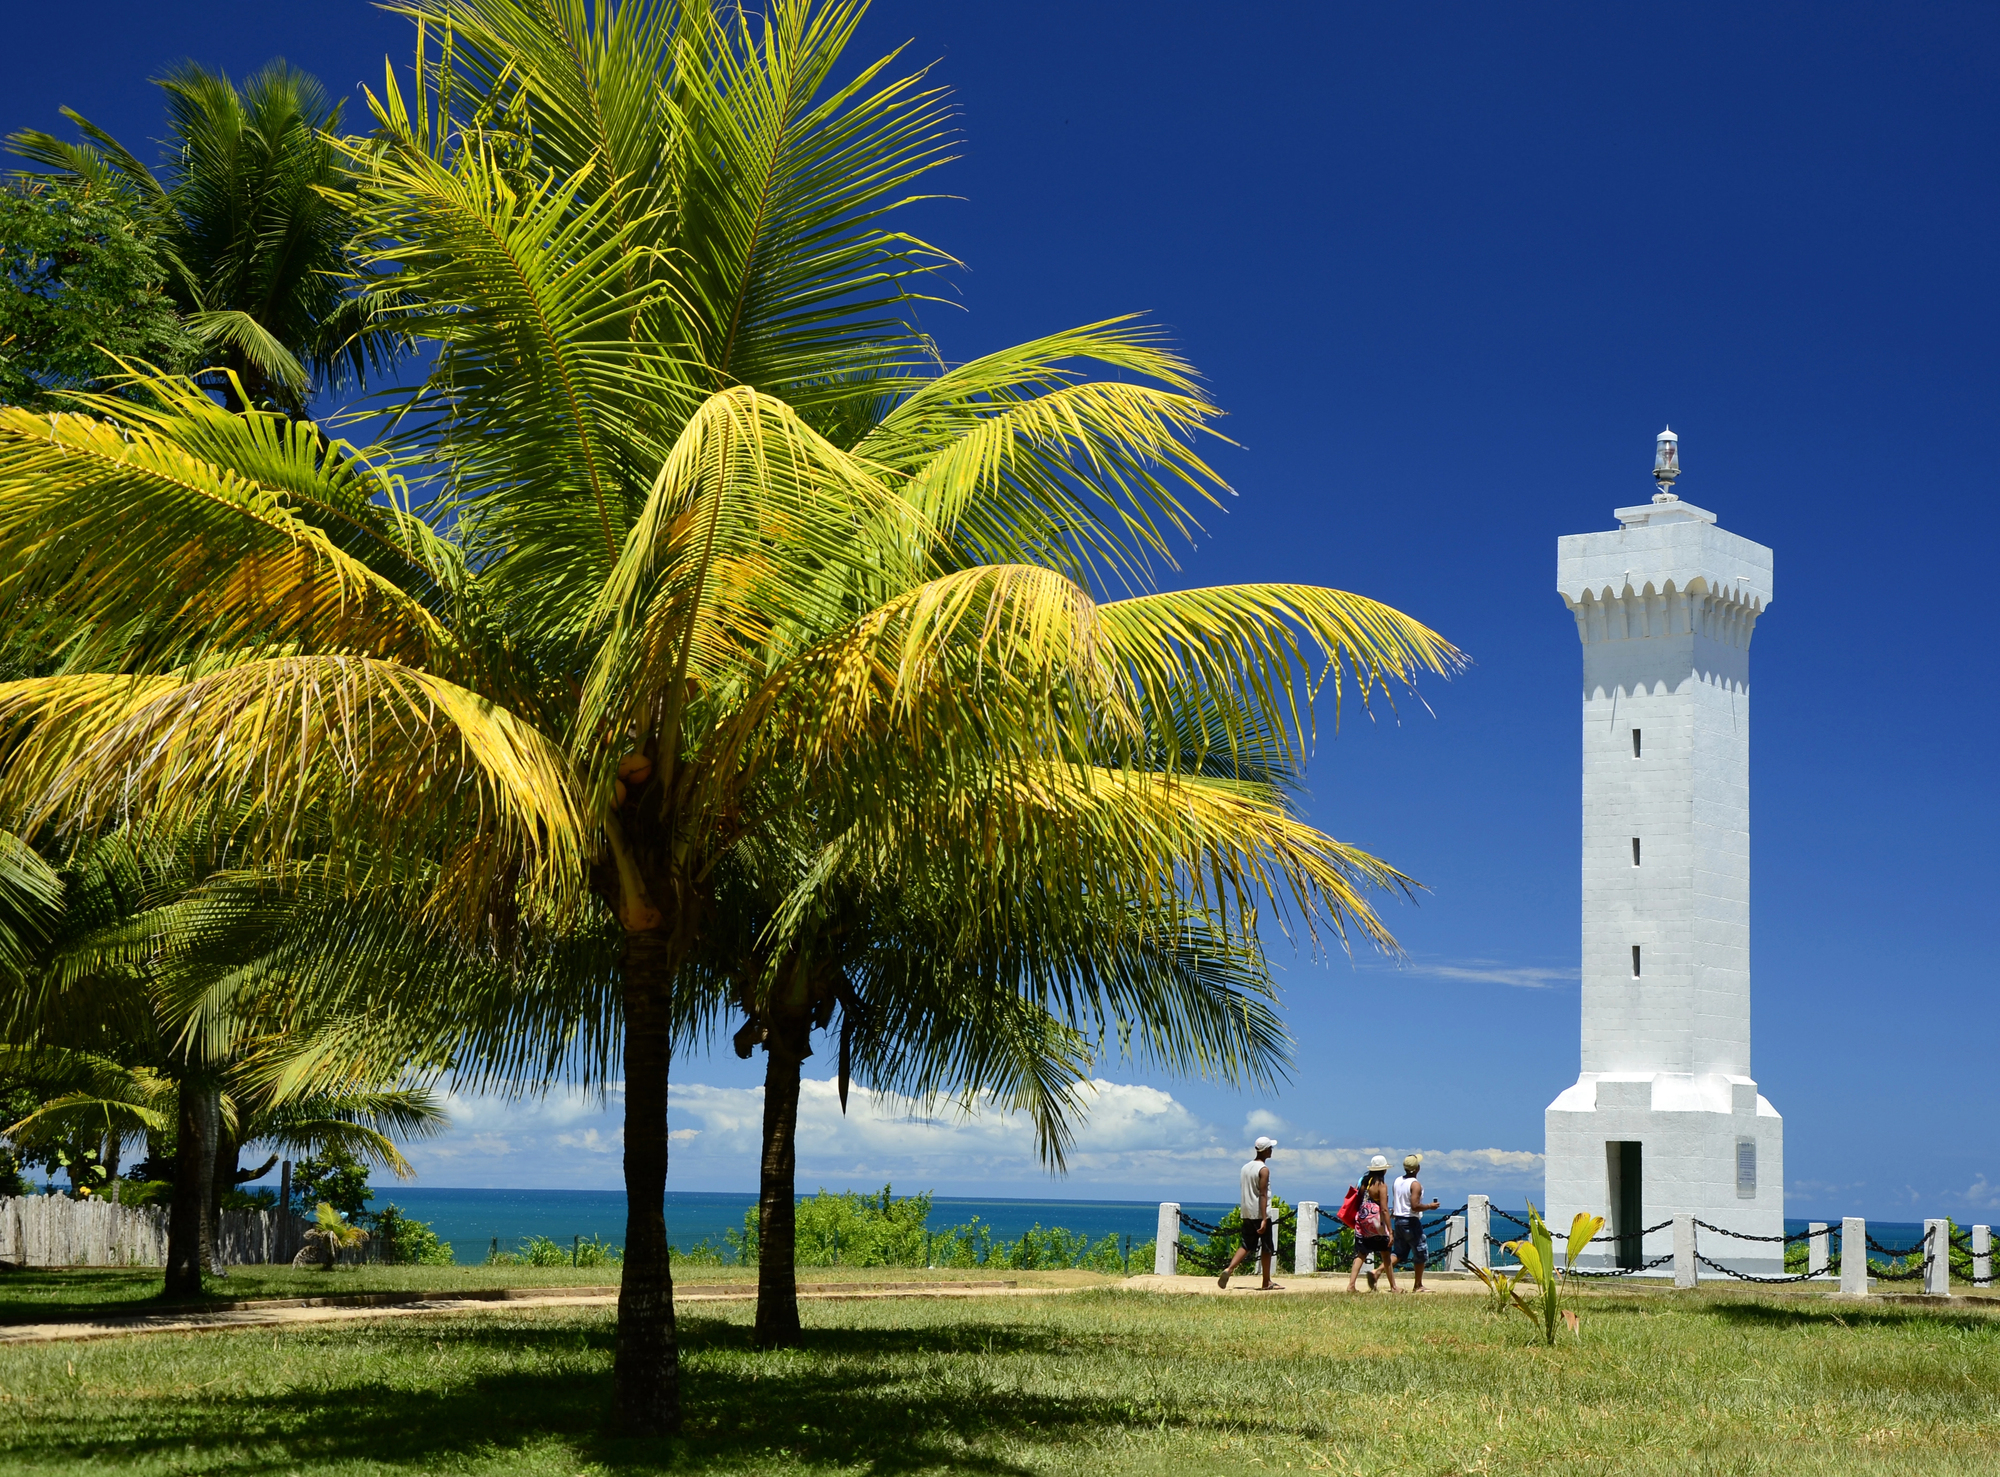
[1606,1141,1644,1269]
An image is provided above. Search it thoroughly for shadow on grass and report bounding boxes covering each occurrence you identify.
[0,1268,167,1322]
[6,1312,1177,1475]
[1709,1300,2000,1336]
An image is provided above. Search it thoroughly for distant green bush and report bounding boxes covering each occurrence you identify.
[726,1186,1147,1273]
[491,1233,623,1268]
[371,1204,455,1266]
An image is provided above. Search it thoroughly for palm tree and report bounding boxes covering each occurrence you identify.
[708,841,1286,1346]
[0,831,452,1293]
[10,60,394,413]
[6,1057,445,1206]
[0,0,1459,1430]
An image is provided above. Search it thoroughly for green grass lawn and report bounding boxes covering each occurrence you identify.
[0,1280,1994,1474]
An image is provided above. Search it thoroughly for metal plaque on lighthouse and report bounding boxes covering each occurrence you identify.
[1544,430,1785,1276]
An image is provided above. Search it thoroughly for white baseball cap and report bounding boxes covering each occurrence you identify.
[1367,1154,1390,1171]
[1254,1136,1278,1152]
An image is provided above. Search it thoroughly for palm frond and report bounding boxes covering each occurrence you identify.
[0,663,584,920]
[0,389,469,678]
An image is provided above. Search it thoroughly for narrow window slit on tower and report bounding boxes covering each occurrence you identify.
[1631,945,1642,978]
[1632,729,1642,758]
[1632,837,1641,866]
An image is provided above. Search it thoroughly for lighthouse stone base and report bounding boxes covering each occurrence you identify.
[1546,1073,1784,1274]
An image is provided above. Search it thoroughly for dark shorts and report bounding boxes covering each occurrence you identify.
[1392,1216,1427,1264]
[1239,1219,1274,1255]
[1356,1233,1390,1259]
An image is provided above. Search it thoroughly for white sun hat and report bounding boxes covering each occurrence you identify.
[1367,1154,1390,1171]
[1254,1136,1278,1152]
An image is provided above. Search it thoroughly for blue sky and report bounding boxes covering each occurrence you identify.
[8,2,1996,1222]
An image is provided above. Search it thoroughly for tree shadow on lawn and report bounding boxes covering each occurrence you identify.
[0,1268,164,1321]
[17,1312,1252,1474]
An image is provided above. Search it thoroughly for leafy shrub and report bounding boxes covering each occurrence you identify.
[519,1235,573,1267]
[371,1203,455,1266]
[221,1187,279,1213]
[732,1184,932,1267]
[574,1235,620,1268]
[0,179,195,409]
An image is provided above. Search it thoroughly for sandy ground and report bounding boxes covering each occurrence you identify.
[1127,1271,1485,1297]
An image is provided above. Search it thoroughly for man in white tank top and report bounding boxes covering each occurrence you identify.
[1217,1136,1281,1290]
[1391,1153,1439,1291]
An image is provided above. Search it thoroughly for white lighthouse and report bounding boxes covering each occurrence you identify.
[1544,430,1785,1274]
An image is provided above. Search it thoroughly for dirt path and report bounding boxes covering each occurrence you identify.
[1128,1272,1485,1297]
[0,1272,1511,1345]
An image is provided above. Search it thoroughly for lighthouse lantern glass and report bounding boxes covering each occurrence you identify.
[1653,431,1679,481]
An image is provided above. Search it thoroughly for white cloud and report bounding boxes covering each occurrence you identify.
[395,1075,1540,1204]
[1399,960,1579,990]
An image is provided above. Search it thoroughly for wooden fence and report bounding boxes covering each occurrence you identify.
[0,1195,310,1267]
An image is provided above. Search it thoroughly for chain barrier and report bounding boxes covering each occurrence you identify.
[1692,1251,1841,1285]
[1568,1253,1675,1278]
[1175,1204,1974,1285]
[1944,1231,1993,1287]
[1592,1219,1674,1244]
[1858,1227,1942,1284]
[1176,1245,1226,1273]
[1864,1233,1925,1259]
[1421,1204,1469,1233]
[1177,1210,1222,1238]
[1861,1251,1933,1283]
[1692,1219,1818,1244]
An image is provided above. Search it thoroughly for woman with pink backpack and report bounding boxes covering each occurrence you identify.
[1343,1155,1399,1292]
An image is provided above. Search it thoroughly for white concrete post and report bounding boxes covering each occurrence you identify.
[1974,1225,1991,1288]
[1467,1195,1491,1271]
[1808,1221,1829,1278]
[1295,1201,1319,1276]
[1924,1219,1951,1296]
[1154,1203,1179,1277]
[1673,1214,1697,1289]
[1446,1215,1467,1273]
[1840,1217,1868,1296]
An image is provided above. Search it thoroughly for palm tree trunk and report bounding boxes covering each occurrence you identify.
[753,1048,803,1348]
[163,1079,218,1298]
[613,929,680,1434]
[212,1129,237,1211]
[209,1125,238,1278]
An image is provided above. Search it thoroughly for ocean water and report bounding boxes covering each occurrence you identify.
[362,1188,1934,1267]
[371,1189,1239,1265]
